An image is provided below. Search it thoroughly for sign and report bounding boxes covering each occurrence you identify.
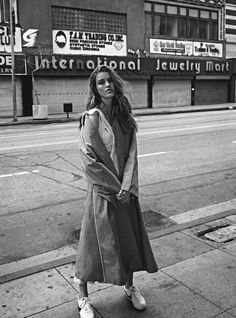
[154,58,230,76]
[23,29,39,47]
[52,30,127,56]
[150,39,223,58]
[0,25,22,53]
[28,55,231,77]
[193,42,223,57]
[0,54,26,75]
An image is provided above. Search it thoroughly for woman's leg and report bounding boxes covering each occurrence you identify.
[125,272,133,289]
[78,282,88,299]
[124,273,147,311]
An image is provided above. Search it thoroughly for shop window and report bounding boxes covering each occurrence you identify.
[199,20,209,39]
[179,17,187,38]
[189,9,198,18]
[167,6,177,15]
[52,6,127,34]
[211,20,218,40]
[154,4,165,13]
[145,13,152,35]
[154,15,165,35]
[166,16,178,37]
[144,2,152,11]
[145,1,219,41]
[189,18,199,38]
[180,7,187,16]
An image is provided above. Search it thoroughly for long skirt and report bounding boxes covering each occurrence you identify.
[74,188,158,286]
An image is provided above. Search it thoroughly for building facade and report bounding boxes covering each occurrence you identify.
[0,0,235,117]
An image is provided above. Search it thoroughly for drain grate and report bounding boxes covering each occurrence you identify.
[143,210,175,232]
[199,224,236,243]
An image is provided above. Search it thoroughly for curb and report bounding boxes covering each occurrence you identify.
[0,209,234,284]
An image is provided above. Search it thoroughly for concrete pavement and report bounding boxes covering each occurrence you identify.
[0,102,236,126]
[0,212,235,318]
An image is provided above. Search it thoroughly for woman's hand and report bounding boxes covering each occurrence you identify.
[116,189,130,203]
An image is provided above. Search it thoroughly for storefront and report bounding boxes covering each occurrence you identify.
[0,54,26,117]
[23,55,232,114]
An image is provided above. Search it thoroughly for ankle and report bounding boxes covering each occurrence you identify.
[125,284,133,290]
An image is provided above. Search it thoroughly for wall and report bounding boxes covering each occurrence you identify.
[19,0,145,55]
[0,78,23,116]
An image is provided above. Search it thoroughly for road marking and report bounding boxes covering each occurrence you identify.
[169,199,236,224]
[138,151,171,158]
[0,140,77,151]
[0,129,74,139]
[232,141,236,143]
[0,170,39,179]
[138,122,236,136]
[1,122,236,151]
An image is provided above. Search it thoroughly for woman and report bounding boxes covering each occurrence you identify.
[74,65,158,318]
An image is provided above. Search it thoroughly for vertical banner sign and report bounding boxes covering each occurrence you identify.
[0,25,22,52]
[52,30,127,56]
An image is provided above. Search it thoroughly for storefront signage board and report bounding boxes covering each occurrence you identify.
[0,54,26,75]
[52,30,127,56]
[150,38,223,58]
[0,26,22,53]
[28,55,231,77]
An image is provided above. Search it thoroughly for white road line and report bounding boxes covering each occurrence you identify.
[0,122,235,151]
[138,151,170,158]
[0,140,77,151]
[0,129,74,139]
[138,122,236,136]
[233,141,236,143]
[0,170,39,179]
[169,199,236,224]
[0,173,13,178]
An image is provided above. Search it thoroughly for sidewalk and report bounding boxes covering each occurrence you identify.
[0,213,235,318]
[1,103,236,126]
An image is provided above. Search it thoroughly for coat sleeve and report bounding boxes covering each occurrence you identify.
[79,114,121,198]
[121,131,139,197]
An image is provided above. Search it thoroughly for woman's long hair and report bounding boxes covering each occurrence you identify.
[85,65,137,133]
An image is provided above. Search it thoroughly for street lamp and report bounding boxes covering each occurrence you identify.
[9,0,17,122]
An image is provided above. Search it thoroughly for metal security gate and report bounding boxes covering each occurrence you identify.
[34,77,89,114]
[0,77,23,117]
[125,80,148,108]
[153,80,191,108]
[194,80,229,105]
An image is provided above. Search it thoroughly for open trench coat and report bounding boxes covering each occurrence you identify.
[74,109,158,286]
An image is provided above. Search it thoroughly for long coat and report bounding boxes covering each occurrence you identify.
[74,110,158,286]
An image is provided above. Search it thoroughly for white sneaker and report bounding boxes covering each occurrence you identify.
[124,286,147,311]
[78,297,95,318]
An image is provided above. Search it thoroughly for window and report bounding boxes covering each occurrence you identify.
[144,2,218,41]
[145,13,152,35]
[52,6,127,34]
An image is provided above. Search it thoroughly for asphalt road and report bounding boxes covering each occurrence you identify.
[0,110,236,264]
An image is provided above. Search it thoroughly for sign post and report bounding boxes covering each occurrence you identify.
[10,0,17,121]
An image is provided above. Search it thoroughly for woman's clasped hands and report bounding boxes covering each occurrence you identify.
[116,189,130,203]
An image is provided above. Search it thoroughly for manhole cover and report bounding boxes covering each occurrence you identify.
[204,225,236,243]
[143,210,175,232]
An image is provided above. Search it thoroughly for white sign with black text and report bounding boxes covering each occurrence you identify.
[52,30,127,56]
[0,26,22,53]
[150,38,223,58]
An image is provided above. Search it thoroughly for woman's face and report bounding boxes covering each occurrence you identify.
[95,71,115,101]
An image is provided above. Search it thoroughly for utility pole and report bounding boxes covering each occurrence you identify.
[9,0,17,121]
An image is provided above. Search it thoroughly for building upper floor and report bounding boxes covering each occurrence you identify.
[0,0,235,60]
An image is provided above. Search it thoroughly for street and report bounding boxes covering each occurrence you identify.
[0,109,236,264]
